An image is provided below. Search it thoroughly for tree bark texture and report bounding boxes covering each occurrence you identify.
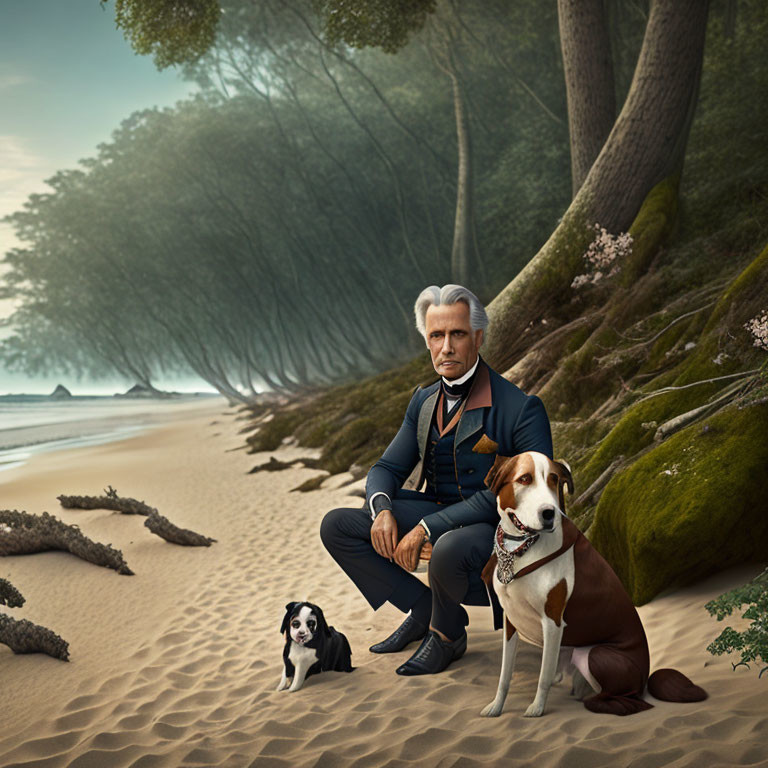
[558,0,616,196]
[0,578,24,608]
[145,511,216,546]
[483,0,709,371]
[58,487,155,516]
[0,509,133,575]
[0,615,69,661]
[58,489,216,546]
[448,59,473,287]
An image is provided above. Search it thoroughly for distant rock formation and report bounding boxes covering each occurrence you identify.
[49,384,72,399]
[114,383,177,398]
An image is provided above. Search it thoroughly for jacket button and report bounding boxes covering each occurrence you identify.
[467,469,475,475]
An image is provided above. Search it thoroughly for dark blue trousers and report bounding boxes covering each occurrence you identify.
[320,489,500,640]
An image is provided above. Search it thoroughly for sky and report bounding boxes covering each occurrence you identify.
[0,0,205,394]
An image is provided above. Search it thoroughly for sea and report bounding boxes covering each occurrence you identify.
[0,394,220,473]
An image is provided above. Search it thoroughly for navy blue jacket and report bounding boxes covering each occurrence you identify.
[366,358,553,541]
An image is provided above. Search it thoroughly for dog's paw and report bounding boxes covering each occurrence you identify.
[523,701,546,717]
[276,679,290,691]
[480,700,504,717]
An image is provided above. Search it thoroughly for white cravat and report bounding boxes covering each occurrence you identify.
[368,357,480,519]
[441,357,479,412]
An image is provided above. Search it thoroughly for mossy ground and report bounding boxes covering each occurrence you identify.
[590,400,768,605]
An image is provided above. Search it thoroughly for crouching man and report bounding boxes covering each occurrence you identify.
[320,284,553,675]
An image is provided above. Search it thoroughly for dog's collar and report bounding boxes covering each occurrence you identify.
[494,521,579,584]
[494,524,539,584]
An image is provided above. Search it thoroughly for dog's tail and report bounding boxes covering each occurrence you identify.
[647,668,707,703]
[583,693,654,716]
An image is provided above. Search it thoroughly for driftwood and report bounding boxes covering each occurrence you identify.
[0,509,132,575]
[57,487,216,547]
[0,578,25,608]
[57,486,155,515]
[653,377,750,442]
[249,456,320,473]
[0,614,69,661]
[145,511,215,546]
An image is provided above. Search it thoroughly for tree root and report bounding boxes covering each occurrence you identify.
[57,485,155,515]
[0,578,25,608]
[0,614,69,661]
[249,456,320,473]
[0,509,133,575]
[654,377,753,441]
[57,487,216,547]
[636,369,760,403]
[574,456,625,508]
[145,512,216,546]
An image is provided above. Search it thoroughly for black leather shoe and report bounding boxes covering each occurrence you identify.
[369,615,428,654]
[395,630,467,675]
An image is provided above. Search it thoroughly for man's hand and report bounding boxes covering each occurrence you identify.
[371,509,398,559]
[394,525,427,572]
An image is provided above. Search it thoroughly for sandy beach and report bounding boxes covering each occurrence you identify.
[0,400,766,768]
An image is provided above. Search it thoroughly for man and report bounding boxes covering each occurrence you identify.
[320,284,553,675]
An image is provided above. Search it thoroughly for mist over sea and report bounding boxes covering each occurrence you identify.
[0,395,220,472]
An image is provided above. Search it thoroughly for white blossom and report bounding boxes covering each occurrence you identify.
[744,311,768,351]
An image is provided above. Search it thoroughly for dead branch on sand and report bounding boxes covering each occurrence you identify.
[145,511,216,546]
[57,485,155,515]
[0,614,69,661]
[57,488,216,547]
[0,578,25,608]
[0,509,133,575]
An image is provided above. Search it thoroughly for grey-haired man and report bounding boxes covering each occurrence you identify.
[321,285,553,675]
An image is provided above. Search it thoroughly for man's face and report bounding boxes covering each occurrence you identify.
[425,301,483,380]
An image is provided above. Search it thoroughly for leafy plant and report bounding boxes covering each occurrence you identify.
[705,567,768,677]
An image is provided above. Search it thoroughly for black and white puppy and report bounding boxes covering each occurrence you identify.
[276,601,354,692]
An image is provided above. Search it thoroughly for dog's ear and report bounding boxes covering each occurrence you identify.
[553,459,574,515]
[280,602,299,635]
[484,454,517,496]
[308,603,330,636]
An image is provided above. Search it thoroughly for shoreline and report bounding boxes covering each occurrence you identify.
[0,395,223,472]
[0,404,766,768]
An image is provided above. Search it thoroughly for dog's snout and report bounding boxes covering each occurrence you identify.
[540,506,556,527]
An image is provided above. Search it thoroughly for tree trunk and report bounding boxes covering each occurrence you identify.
[448,57,473,287]
[558,0,616,196]
[483,0,709,372]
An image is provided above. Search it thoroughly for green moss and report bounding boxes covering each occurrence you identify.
[590,401,768,605]
[620,175,680,287]
[246,353,435,477]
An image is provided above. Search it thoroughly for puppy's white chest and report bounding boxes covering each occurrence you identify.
[289,643,318,667]
[494,549,575,647]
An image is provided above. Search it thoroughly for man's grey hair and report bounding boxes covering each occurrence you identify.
[414,284,489,339]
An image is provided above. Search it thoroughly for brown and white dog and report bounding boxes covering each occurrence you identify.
[479,451,707,717]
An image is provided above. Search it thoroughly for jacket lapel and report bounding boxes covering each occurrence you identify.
[417,389,439,459]
[455,359,492,448]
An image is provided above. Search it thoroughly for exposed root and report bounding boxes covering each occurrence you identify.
[0,509,133,575]
[58,486,155,516]
[248,456,320,474]
[654,378,749,441]
[0,578,25,608]
[635,369,760,403]
[145,511,216,546]
[0,614,69,661]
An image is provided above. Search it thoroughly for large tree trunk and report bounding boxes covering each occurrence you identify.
[447,51,473,287]
[483,0,709,372]
[558,0,616,196]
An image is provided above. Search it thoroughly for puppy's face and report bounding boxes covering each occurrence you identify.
[288,605,318,646]
[485,452,572,535]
